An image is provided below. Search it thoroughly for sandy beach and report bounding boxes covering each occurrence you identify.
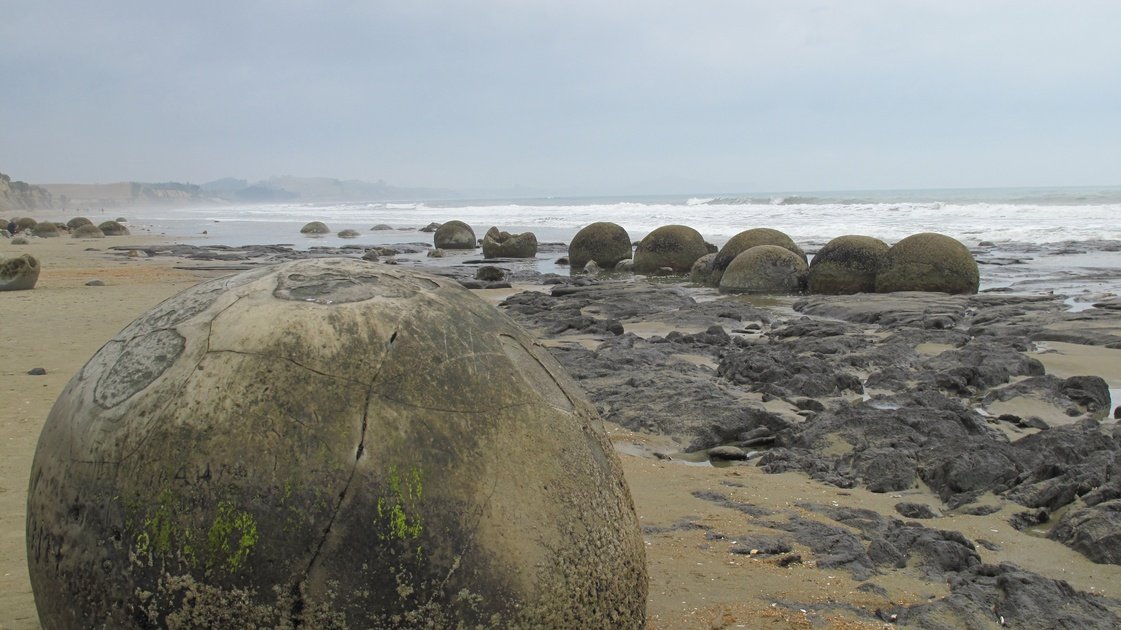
[4,234,1121,629]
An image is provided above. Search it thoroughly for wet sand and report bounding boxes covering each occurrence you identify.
[4,236,1121,629]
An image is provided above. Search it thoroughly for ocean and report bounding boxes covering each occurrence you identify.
[115,184,1121,301]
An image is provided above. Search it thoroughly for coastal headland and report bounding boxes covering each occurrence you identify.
[4,226,1121,628]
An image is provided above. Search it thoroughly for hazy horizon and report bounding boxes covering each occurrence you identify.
[3,1,1119,195]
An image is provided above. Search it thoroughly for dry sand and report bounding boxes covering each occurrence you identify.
[4,237,1121,629]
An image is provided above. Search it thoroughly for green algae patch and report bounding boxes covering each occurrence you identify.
[377,465,424,549]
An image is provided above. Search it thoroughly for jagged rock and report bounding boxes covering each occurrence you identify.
[482,227,537,258]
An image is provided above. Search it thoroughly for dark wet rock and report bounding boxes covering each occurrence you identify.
[433,220,476,249]
[1050,499,1121,564]
[807,235,889,295]
[1009,509,1050,531]
[690,490,774,517]
[569,222,632,269]
[419,222,441,232]
[717,343,864,398]
[983,375,1111,424]
[728,537,792,556]
[482,227,537,258]
[85,279,105,286]
[474,266,506,282]
[895,502,940,519]
[763,516,877,580]
[632,225,708,274]
[876,232,980,295]
[959,504,1002,516]
[718,245,808,295]
[1,253,41,291]
[27,367,47,375]
[794,292,972,328]
[899,563,1121,629]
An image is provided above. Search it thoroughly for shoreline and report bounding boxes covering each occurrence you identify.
[5,234,1121,628]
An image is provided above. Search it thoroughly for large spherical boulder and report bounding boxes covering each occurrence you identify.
[15,217,38,232]
[718,245,808,294]
[632,224,707,274]
[31,221,61,237]
[300,221,330,235]
[1,254,41,291]
[66,217,94,229]
[98,220,130,236]
[569,222,632,269]
[26,259,647,629]
[482,227,538,258]
[337,229,361,238]
[71,224,105,239]
[807,235,890,294]
[712,228,805,286]
[433,220,476,249]
[875,232,979,294]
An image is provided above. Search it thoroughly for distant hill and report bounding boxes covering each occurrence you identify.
[0,172,53,213]
[40,181,207,209]
[206,176,458,202]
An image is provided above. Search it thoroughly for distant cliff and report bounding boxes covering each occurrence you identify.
[41,181,208,209]
[0,172,53,213]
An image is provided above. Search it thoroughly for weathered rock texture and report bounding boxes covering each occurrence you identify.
[876,232,980,294]
[482,227,538,258]
[0,254,41,291]
[807,235,889,294]
[26,259,647,629]
[718,245,808,294]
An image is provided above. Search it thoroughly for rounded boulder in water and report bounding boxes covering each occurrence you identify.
[568,221,633,269]
[26,258,647,629]
[876,232,979,294]
[300,221,330,235]
[433,219,476,249]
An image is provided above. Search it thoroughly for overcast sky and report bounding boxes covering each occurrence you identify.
[2,1,1119,194]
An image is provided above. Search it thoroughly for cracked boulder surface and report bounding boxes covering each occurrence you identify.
[26,258,647,629]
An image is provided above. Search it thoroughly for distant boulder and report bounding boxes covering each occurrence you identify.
[98,221,130,236]
[300,221,330,235]
[371,224,394,231]
[807,235,890,294]
[337,229,361,239]
[569,222,632,269]
[72,224,105,239]
[15,217,37,232]
[482,227,537,258]
[433,220,476,249]
[876,233,979,294]
[66,217,93,229]
[31,221,61,238]
[419,222,441,233]
[632,225,707,274]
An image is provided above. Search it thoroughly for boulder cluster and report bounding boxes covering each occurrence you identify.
[5,216,126,241]
[563,222,979,296]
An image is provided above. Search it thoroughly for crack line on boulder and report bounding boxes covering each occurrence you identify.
[288,326,397,626]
